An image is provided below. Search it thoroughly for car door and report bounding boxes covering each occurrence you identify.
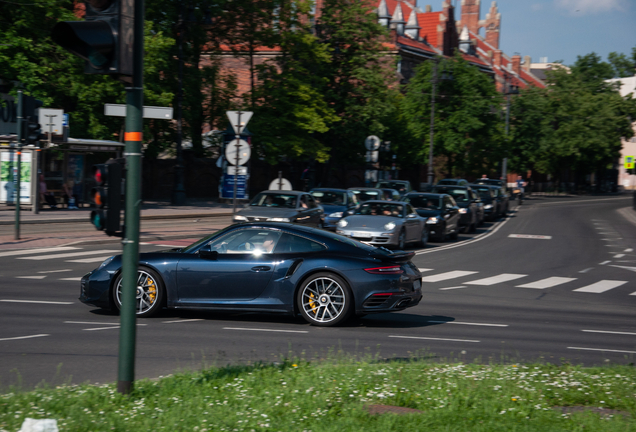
[442,195,459,232]
[404,204,420,241]
[305,194,323,226]
[176,228,281,302]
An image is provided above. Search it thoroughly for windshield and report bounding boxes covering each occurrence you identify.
[311,190,346,206]
[404,195,440,210]
[250,192,297,208]
[471,187,493,198]
[355,202,404,217]
[180,226,234,254]
[350,190,381,202]
[435,188,469,202]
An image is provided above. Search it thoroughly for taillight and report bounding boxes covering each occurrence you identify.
[364,266,403,275]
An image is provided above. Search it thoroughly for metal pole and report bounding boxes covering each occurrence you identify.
[172,8,186,205]
[501,92,511,186]
[32,148,40,214]
[15,91,23,240]
[118,0,144,395]
[232,111,241,214]
[278,170,282,190]
[45,114,56,145]
[427,60,438,185]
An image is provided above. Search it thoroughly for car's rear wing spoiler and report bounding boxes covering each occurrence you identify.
[370,249,415,263]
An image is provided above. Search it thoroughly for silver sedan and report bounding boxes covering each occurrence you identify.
[336,201,428,249]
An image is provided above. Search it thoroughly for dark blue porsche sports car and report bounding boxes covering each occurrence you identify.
[80,223,423,326]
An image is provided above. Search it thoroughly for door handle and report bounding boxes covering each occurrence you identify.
[251,266,271,272]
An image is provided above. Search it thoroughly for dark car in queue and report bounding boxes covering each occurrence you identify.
[347,187,386,203]
[402,192,460,242]
[380,188,401,201]
[431,185,481,233]
[490,186,510,217]
[233,190,323,227]
[335,200,428,249]
[310,188,358,231]
[80,223,423,327]
[473,178,507,193]
[436,178,469,187]
[469,184,498,221]
[375,180,413,197]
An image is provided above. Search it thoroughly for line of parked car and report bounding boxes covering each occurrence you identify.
[231,178,511,249]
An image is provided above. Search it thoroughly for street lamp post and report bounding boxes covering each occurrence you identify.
[172,7,187,205]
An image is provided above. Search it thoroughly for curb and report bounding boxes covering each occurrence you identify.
[0,212,233,226]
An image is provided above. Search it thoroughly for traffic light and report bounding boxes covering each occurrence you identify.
[22,96,43,145]
[51,0,133,76]
[90,160,123,236]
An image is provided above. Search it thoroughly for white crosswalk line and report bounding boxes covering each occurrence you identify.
[15,276,47,280]
[573,280,627,293]
[66,256,113,263]
[17,250,119,261]
[418,268,433,273]
[516,277,577,289]
[0,247,79,258]
[59,277,82,281]
[421,271,478,283]
[465,273,527,286]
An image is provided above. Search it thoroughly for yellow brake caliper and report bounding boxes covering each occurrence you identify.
[308,292,317,315]
[147,279,156,304]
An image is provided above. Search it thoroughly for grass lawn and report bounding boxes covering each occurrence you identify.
[1,357,634,431]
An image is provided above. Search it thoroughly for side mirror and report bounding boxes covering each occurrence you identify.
[199,245,218,260]
[345,209,355,216]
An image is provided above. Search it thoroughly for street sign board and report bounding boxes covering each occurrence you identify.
[268,177,292,191]
[225,139,251,165]
[221,174,247,199]
[39,109,64,135]
[625,155,635,169]
[365,135,380,151]
[226,111,253,135]
[227,166,247,176]
[104,104,173,119]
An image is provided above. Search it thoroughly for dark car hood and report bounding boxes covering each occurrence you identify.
[322,204,348,214]
[415,209,442,218]
[236,207,298,218]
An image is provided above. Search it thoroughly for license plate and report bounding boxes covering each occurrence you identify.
[413,279,422,290]
[352,231,372,238]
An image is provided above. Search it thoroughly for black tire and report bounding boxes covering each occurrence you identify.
[396,229,406,250]
[461,224,470,234]
[449,229,459,240]
[113,267,164,318]
[431,223,446,242]
[469,222,476,233]
[417,227,428,248]
[297,272,353,327]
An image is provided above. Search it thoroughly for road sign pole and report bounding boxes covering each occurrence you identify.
[15,91,23,241]
[118,0,144,396]
[232,111,241,215]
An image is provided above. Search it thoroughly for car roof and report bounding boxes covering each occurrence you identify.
[260,190,305,196]
[406,192,445,198]
[468,183,495,189]
[310,188,348,193]
[359,200,409,205]
[433,185,470,190]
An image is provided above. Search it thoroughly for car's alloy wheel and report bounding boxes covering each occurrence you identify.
[298,273,352,326]
[113,268,164,318]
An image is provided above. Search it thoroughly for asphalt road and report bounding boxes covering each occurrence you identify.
[1,195,635,390]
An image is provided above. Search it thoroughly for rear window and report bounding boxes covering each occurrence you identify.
[275,233,327,253]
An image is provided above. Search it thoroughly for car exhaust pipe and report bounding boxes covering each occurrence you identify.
[395,299,410,308]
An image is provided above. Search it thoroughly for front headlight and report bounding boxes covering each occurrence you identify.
[426,217,439,224]
[328,212,343,218]
[233,215,248,221]
[337,219,348,228]
[459,208,468,214]
[484,204,493,210]
[384,222,396,231]
[268,217,291,222]
[98,256,115,270]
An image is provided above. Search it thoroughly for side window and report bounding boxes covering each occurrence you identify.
[306,195,317,209]
[407,204,416,214]
[349,192,358,205]
[274,233,327,253]
[443,196,454,209]
[207,229,281,254]
[300,195,308,209]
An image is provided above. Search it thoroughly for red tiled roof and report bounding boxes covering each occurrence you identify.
[417,12,442,47]
[396,35,438,54]
[385,0,415,16]
[461,52,489,67]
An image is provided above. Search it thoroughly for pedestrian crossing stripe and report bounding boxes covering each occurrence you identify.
[0,247,80,258]
[17,250,119,260]
[516,277,577,289]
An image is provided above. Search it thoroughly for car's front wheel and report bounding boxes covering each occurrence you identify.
[113,267,164,318]
[297,273,352,327]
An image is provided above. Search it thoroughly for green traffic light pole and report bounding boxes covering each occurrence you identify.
[15,90,23,240]
[118,0,144,395]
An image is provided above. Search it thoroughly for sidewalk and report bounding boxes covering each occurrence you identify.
[0,200,236,250]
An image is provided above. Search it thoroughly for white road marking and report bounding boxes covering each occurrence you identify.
[18,250,119,261]
[582,330,636,336]
[614,254,625,258]
[516,277,577,289]
[223,327,308,334]
[389,335,480,343]
[66,256,113,263]
[428,321,508,327]
[625,248,633,252]
[599,261,611,265]
[163,319,204,324]
[38,269,73,274]
[465,273,527,286]
[567,347,636,354]
[65,321,120,325]
[0,334,49,341]
[439,286,468,290]
[605,245,623,247]
[418,268,433,273]
[15,276,47,280]
[609,265,636,272]
[59,277,82,281]
[0,299,74,304]
[579,268,594,273]
[573,280,627,293]
[84,324,147,331]
[421,271,478,283]
[508,234,552,239]
[0,247,79,258]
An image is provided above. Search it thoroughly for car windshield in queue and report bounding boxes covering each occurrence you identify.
[473,187,493,198]
[446,190,469,201]
[355,202,404,217]
[311,190,346,205]
[350,190,381,202]
[406,195,440,209]
[250,192,297,208]
[377,181,407,191]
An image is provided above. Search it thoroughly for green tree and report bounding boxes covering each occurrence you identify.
[607,50,635,78]
[402,52,504,179]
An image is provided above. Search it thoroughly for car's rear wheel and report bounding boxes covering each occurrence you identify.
[297,273,352,327]
[113,267,164,318]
